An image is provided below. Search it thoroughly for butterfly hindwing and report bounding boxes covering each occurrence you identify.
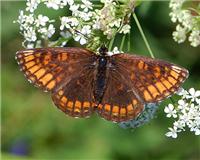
[110,53,189,103]
[52,66,96,118]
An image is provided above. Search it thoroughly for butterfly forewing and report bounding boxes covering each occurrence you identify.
[16,47,97,118]
[110,53,189,103]
[16,47,95,92]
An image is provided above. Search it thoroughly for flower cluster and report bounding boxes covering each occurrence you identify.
[16,10,55,48]
[169,0,200,47]
[164,88,200,138]
[119,103,158,129]
[16,0,134,50]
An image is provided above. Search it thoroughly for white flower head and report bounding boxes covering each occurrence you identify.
[165,88,200,138]
[119,24,131,34]
[169,0,200,47]
[47,24,55,38]
[24,27,37,42]
[107,46,122,56]
[186,88,200,103]
[45,0,62,10]
[172,24,187,43]
[81,0,93,12]
[26,0,40,12]
[164,104,177,118]
[25,14,35,24]
[165,127,180,138]
[35,14,49,27]
[81,25,91,35]
[189,30,200,47]
[74,35,87,45]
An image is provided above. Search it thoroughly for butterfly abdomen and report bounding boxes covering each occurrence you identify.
[94,56,108,104]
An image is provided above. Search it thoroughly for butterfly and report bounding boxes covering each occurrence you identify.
[16,46,188,122]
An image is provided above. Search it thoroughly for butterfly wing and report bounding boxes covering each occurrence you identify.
[110,53,189,103]
[97,53,188,122]
[16,47,97,118]
[97,65,145,122]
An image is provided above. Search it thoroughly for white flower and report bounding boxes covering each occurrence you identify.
[35,15,49,27]
[18,10,26,24]
[107,46,121,56]
[165,127,180,138]
[38,24,55,38]
[26,0,39,12]
[70,18,79,27]
[81,25,91,35]
[24,27,37,42]
[25,14,34,24]
[186,88,200,102]
[78,11,92,21]
[60,17,71,30]
[45,0,61,10]
[165,88,200,138]
[74,35,87,45]
[173,120,185,130]
[66,0,74,6]
[119,24,131,34]
[47,24,55,37]
[189,30,200,47]
[169,0,200,47]
[109,19,121,28]
[60,17,79,30]
[164,104,177,118]
[172,24,187,43]
[81,0,93,12]
[177,99,188,110]
[70,4,80,16]
[177,88,189,99]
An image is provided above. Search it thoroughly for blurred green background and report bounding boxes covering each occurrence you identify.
[1,1,200,160]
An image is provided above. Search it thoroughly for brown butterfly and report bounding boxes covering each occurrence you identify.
[16,46,188,122]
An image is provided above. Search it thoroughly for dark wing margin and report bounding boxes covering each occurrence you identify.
[15,47,96,92]
[110,53,189,103]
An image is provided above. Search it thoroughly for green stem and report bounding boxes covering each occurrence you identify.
[120,35,126,51]
[109,36,115,51]
[133,13,155,58]
[128,33,131,51]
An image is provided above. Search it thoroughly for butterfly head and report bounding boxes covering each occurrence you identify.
[99,45,108,56]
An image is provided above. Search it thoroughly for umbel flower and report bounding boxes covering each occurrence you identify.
[164,88,200,138]
[15,0,134,50]
[169,0,200,47]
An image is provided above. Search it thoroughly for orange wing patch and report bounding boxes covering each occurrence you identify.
[52,84,95,117]
[16,49,71,91]
[140,65,188,102]
[97,98,144,122]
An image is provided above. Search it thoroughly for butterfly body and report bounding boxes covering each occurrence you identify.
[16,47,188,122]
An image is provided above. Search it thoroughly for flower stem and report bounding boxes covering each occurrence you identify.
[109,36,115,51]
[133,13,155,58]
[128,33,131,51]
[120,34,126,51]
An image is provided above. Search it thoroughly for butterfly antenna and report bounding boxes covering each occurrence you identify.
[69,28,89,40]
